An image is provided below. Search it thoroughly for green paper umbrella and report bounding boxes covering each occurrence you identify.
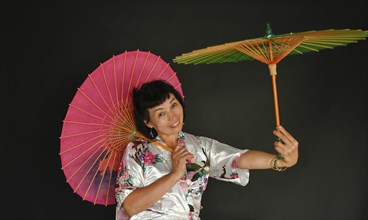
[174,24,368,127]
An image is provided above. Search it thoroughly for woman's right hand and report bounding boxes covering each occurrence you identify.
[170,145,194,181]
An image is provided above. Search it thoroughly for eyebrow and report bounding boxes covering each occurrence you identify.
[153,97,176,113]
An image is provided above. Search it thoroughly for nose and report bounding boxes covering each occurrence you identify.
[167,111,176,121]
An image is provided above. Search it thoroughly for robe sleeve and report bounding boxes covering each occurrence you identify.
[200,136,250,186]
[115,142,145,211]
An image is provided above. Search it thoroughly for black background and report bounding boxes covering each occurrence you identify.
[1,1,367,220]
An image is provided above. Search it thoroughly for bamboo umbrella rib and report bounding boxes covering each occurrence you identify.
[104,152,118,206]
[64,139,106,179]
[210,50,242,63]
[88,74,115,117]
[145,55,161,82]
[83,149,110,201]
[60,129,106,139]
[296,44,320,52]
[135,51,150,88]
[251,41,271,63]
[77,88,114,122]
[236,42,268,64]
[94,150,112,205]
[101,64,117,112]
[183,49,238,63]
[292,48,304,54]
[205,50,241,63]
[107,135,131,148]
[303,40,350,46]
[74,146,109,193]
[62,120,108,126]
[60,134,105,155]
[121,51,127,103]
[126,50,139,103]
[166,72,177,82]
[176,42,242,62]
[174,83,182,92]
[189,49,238,64]
[274,38,305,63]
[117,110,134,130]
[113,55,119,106]
[156,63,170,79]
[233,53,250,62]
[235,44,263,63]
[301,42,335,49]
[113,103,133,126]
[67,104,129,132]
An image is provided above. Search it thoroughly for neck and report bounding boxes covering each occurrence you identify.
[158,133,179,149]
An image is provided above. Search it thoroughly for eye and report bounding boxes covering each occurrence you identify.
[172,102,178,108]
[158,112,165,117]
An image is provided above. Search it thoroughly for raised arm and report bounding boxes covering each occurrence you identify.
[122,145,193,216]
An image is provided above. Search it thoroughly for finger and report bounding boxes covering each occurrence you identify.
[273,129,290,145]
[277,126,297,144]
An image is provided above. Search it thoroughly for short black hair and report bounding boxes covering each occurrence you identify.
[132,80,185,139]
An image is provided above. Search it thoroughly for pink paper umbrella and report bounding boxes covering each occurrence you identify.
[60,50,184,206]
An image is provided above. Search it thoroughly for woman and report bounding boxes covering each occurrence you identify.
[115,80,299,219]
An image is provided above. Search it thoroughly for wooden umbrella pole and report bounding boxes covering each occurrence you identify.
[268,64,280,127]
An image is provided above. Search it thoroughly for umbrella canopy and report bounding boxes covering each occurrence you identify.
[174,24,368,126]
[174,24,368,65]
[60,50,183,206]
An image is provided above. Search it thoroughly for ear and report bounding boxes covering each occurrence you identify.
[144,120,153,128]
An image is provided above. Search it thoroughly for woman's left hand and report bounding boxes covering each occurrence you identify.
[273,125,299,167]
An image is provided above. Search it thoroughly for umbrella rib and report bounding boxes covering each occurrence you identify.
[74,146,109,194]
[292,48,304,54]
[308,39,359,44]
[189,49,237,64]
[135,51,150,88]
[145,55,160,82]
[215,50,243,63]
[166,72,177,82]
[68,100,128,134]
[88,74,115,118]
[64,138,106,176]
[274,36,305,63]
[296,44,320,52]
[94,150,112,205]
[236,42,267,64]
[156,63,170,78]
[105,152,118,206]
[248,41,270,63]
[205,49,240,63]
[101,63,118,112]
[60,134,105,155]
[301,42,335,49]
[66,104,105,122]
[121,51,127,103]
[116,104,134,129]
[83,149,109,202]
[113,55,119,106]
[126,50,139,103]
[60,129,106,139]
[77,88,114,122]
[62,120,108,126]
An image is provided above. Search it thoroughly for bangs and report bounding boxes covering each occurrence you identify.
[141,88,171,110]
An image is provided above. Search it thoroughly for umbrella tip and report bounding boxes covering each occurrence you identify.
[265,23,274,39]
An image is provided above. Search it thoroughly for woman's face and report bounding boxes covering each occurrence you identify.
[145,93,184,138]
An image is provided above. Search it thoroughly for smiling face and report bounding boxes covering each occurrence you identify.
[145,93,184,139]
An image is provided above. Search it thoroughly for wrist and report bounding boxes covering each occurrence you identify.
[270,156,287,171]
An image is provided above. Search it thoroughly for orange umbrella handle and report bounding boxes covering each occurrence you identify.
[268,64,280,127]
[269,64,284,159]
